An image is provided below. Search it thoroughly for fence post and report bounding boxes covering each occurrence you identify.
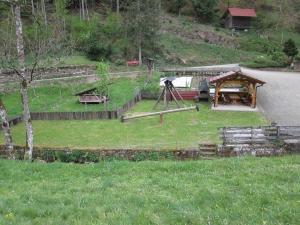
[223,127,226,145]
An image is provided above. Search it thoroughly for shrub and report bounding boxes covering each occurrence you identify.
[192,0,218,23]
[142,71,160,96]
[55,151,99,163]
[85,152,99,163]
[56,151,70,163]
[271,51,288,65]
[283,39,299,61]
[41,150,56,162]
[166,0,187,15]
[85,43,112,61]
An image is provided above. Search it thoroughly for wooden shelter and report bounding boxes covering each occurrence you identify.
[209,71,265,108]
[223,8,256,29]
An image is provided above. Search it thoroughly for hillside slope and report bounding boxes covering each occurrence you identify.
[159,13,300,67]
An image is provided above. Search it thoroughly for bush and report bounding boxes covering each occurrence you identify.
[41,150,56,162]
[271,51,288,65]
[55,151,99,163]
[192,0,218,23]
[85,43,112,61]
[141,71,161,96]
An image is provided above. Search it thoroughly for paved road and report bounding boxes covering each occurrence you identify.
[241,68,300,125]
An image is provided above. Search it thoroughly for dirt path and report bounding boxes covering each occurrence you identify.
[242,68,300,125]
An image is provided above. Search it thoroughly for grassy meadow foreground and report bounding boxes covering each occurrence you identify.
[4,101,267,149]
[0,156,299,225]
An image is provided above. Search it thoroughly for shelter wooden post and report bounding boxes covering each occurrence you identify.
[215,84,220,107]
[251,83,256,108]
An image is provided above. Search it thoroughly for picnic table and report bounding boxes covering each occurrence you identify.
[79,94,108,104]
[228,94,240,104]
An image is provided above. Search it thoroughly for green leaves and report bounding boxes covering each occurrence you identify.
[283,39,299,59]
[192,0,219,23]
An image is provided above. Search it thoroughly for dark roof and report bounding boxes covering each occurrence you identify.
[227,8,257,17]
[75,88,97,96]
[209,71,265,85]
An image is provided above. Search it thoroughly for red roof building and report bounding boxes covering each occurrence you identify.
[223,7,257,29]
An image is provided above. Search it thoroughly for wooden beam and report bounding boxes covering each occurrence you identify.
[121,106,199,122]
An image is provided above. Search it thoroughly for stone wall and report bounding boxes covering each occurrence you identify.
[0,145,212,162]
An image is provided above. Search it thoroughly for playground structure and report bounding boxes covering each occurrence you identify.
[121,105,199,123]
[121,77,199,123]
[154,77,186,110]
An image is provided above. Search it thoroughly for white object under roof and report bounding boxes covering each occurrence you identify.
[209,88,246,94]
[160,77,192,88]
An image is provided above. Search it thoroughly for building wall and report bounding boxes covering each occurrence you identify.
[232,17,252,29]
[224,15,233,28]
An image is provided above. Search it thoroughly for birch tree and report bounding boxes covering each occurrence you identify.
[1,0,34,160]
[0,97,14,159]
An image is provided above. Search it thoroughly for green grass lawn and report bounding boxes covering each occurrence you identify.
[4,101,267,149]
[0,156,299,225]
[2,78,139,118]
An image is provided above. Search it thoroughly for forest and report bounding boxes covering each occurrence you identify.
[0,0,299,69]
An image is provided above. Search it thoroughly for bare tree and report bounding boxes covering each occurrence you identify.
[1,0,34,160]
[14,1,34,160]
[116,0,120,14]
[79,0,89,21]
[40,0,48,26]
[0,97,14,159]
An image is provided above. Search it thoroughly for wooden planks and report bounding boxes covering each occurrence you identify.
[220,125,300,145]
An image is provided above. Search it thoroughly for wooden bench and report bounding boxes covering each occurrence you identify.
[79,94,109,104]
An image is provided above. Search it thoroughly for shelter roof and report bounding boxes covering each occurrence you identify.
[209,71,265,85]
[227,8,257,17]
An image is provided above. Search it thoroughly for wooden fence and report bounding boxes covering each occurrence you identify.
[30,92,142,120]
[218,125,300,156]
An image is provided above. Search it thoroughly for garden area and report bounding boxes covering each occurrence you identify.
[0,156,299,225]
[2,78,139,118]
[3,100,267,149]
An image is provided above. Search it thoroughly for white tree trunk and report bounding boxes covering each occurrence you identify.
[81,0,85,20]
[41,0,47,26]
[137,0,142,65]
[116,0,120,14]
[0,99,14,159]
[14,2,34,161]
[138,37,142,65]
[31,0,35,15]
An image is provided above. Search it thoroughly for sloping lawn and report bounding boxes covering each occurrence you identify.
[4,101,267,149]
[0,156,299,225]
[2,78,138,118]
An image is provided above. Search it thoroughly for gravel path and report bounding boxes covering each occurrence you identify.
[241,68,300,125]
